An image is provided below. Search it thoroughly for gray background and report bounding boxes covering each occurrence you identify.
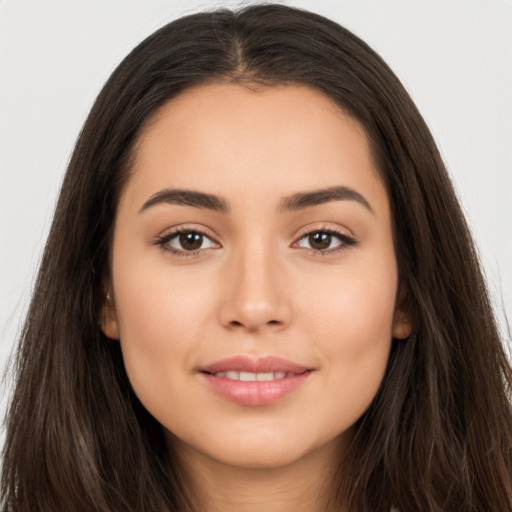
[1,0,511,446]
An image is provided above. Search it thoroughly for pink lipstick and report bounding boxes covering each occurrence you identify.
[199,356,313,406]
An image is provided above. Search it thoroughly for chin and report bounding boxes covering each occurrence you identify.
[167,424,347,472]
[215,444,310,470]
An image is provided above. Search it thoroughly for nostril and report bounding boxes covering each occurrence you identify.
[228,319,281,330]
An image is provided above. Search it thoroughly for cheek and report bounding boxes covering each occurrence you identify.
[111,254,215,411]
[113,240,217,342]
[301,256,397,341]
[300,260,397,421]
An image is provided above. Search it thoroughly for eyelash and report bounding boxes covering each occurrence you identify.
[295,226,358,255]
[154,226,358,257]
[154,228,218,258]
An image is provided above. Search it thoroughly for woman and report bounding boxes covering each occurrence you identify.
[2,4,511,511]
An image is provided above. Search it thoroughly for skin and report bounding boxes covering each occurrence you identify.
[102,83,412,512]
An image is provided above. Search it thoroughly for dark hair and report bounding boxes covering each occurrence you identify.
[2,4,511,511]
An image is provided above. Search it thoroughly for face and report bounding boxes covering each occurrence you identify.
[102,83,411,470]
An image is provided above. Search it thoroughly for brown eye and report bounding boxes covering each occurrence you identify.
[308,232,332,250]
[295,229,356,253]
[159,230,218,254]
[179,232,203,251]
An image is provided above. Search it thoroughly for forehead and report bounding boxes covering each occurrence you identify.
[123,83,387,215]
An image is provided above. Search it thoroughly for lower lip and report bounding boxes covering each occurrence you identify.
[200,372,312,406]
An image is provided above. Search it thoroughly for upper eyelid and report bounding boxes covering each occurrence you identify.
[157,225,219,241]
[163,229,217,242]
[300,226,344,235]
[295,230,353,243]
[294,224,355,240]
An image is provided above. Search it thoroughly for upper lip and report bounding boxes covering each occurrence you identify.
[200,356,311,374]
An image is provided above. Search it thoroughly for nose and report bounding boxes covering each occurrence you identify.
[218,243,292,333]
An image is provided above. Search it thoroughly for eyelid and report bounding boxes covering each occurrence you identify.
[153,225,221,256]
[291,225,358,254]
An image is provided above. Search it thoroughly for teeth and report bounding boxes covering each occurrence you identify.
[213,371,291,381]
[256,372,273,381]
[239,371,256,381]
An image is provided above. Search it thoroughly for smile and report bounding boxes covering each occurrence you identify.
[199,356,313,406]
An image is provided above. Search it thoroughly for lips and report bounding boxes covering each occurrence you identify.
[210,370,291,381]
[199,356,313,406]
[200,355,310,374]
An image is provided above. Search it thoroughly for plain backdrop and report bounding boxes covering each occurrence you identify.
[1,0,511,445]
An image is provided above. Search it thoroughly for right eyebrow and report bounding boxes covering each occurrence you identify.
[139,188,229,214]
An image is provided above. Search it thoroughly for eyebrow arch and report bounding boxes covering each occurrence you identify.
[280,186,374,214]
[139,188,229,213]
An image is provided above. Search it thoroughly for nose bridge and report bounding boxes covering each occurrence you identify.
[219,232,290,331]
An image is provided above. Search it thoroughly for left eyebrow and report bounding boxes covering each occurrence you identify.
[280,186,374,214]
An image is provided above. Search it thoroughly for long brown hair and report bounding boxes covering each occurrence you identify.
[2,4,511,511]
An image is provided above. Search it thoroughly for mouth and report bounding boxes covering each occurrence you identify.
[204,370,300,381]
[198,356,313,406]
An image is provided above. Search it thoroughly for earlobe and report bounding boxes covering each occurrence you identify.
[100,291,120,340]
[392,314,413,340]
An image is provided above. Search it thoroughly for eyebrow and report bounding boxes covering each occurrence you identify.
[279,186,374,214]
[139,185,373,215]
[139,188,229,213]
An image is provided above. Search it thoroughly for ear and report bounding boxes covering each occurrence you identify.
[392,286,414,340]
[100,289,120,340]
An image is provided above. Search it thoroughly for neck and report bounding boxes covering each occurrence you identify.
[172,437,347,512]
